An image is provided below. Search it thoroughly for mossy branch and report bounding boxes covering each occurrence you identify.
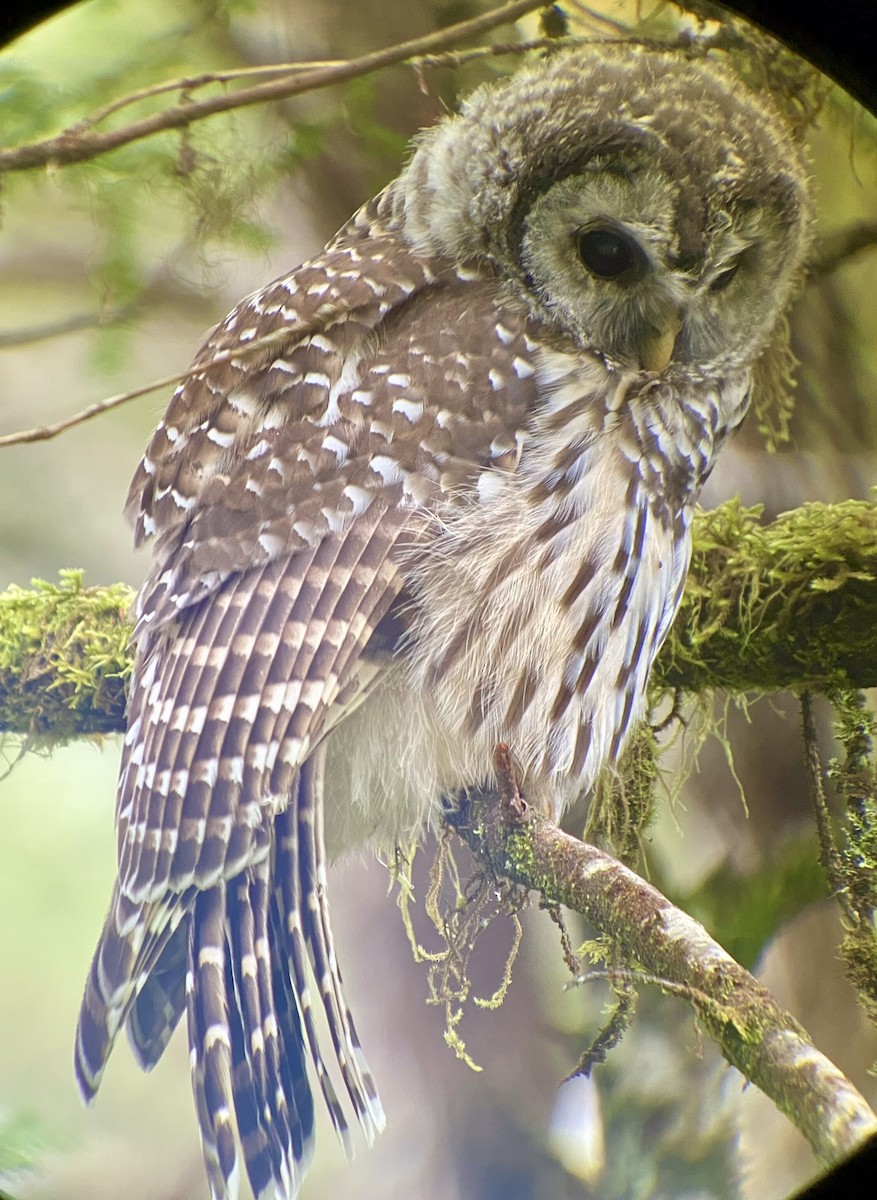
[2,498,877,739]
[446,768,877,1163]
[658,497,877,694]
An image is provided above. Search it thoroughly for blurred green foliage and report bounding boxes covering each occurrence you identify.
[673,834,828,969]
[0,1109,54,1178]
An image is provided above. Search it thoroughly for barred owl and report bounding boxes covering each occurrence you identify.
[75,43,812,1200]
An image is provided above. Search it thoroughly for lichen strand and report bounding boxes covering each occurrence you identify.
[586,723,659,862]
[0,570,133,741]
[827,690,877,1030]
[658,498,877,695]
[749,311,799,452]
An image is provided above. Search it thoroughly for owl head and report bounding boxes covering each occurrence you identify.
[393,43,813,379]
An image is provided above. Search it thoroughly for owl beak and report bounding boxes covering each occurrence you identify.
[638,311,682,373]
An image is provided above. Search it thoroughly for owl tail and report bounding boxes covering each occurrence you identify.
[185,863,317,1200]
[74,758,384,1200]
[74,883,189,1099]
[186,773,386,1200]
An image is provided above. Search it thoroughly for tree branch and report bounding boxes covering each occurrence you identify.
[74,35,582,136]
[0,0,550,175]
[1,499,876,739]
[445,767,877,1163]
[2,516,875,1165]
[0,222,865,444]
[0,328,294,448]
[3,6,872,1175]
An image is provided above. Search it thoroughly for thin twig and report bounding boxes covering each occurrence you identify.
[0,0,550,175]
[0,312,112,349]
[572,966,718,1007]
[77,61,348,131]
[0,327,291,448]
[78,35,584,134]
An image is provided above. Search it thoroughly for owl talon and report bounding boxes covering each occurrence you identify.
[492,744,530,821]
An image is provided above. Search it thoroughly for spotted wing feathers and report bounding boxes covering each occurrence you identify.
[75,214,541,1200]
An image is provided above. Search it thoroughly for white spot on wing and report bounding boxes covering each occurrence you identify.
[258,532,286,557]
[343,485,373,515]
[392,398,424,423]
[206,428,235,447]
[322,434,349,463]
[170,489,195,512]
[369,455,404,485]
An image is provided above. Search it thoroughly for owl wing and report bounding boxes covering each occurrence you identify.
[76,216,540,1198]
[116,224,537,901]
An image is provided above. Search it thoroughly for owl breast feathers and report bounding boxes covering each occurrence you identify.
[75,42,813,1200]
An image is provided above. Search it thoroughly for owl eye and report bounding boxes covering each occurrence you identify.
[575,226,643,280]
[709,260,741,293]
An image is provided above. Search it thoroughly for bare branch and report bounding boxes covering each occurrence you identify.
[13,213,873,453]
[0,0,550,176]
[0,312,111,349]
[77,61,348,131]
[447,781,877,1163]
[77,35,585,133]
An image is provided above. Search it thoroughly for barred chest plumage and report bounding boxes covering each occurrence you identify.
[322,344,750,857]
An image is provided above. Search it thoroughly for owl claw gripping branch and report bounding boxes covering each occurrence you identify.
[75,43,812,1200]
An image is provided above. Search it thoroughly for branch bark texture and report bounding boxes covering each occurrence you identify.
[447,781,877,1163]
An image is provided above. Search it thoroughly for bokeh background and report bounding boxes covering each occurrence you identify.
[1,2,876,1198]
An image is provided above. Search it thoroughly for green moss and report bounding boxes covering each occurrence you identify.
[587,724,659,862]
[0,570,133,742]
[658,498,877,696]
[2,500,877,748]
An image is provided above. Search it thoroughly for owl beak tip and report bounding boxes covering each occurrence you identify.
[638,313,683,373]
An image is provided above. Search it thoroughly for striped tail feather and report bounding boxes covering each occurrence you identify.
[74,885,191,1100]
[76,760,383,1199]
[294,751,385,1142]
[127,918,188,1069]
